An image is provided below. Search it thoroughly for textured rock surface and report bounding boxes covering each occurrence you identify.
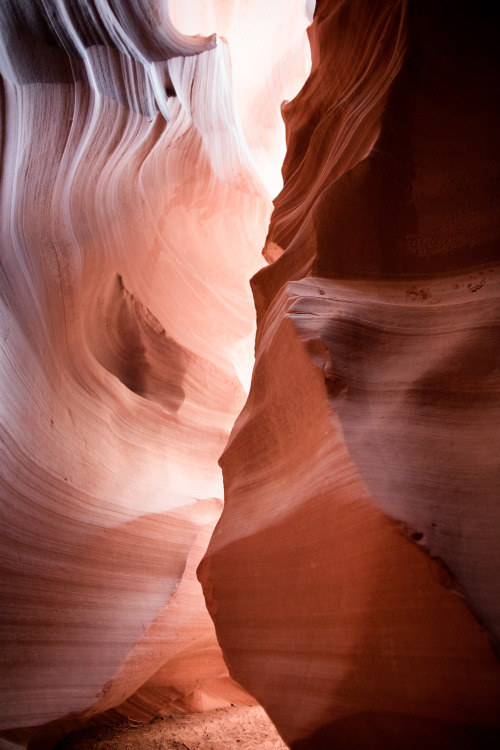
[2,0,500,748]
[0,1,311,747]
[199,0,500,747]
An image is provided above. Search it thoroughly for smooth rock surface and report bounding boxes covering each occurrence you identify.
[0,1,311,747]
[199,0,500,747]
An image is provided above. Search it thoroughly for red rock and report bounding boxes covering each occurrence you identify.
[199,0,500,746]
[0,1,311,745]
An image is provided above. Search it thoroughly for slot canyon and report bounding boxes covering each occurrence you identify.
[0,1,499,748]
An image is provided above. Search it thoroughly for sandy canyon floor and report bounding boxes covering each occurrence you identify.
[55,706,288,750]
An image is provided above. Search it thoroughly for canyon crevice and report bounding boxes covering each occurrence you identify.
[1,1,499,749]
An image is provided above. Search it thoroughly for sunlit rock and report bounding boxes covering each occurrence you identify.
[0,1,311,747]
[2,0,499,747]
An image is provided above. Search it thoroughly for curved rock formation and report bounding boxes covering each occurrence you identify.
[0,1,311,747]
[199,0,500,747]
[2,0,499,747]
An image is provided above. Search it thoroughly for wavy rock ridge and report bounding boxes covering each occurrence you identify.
[1,0,499,748]
[0,1,311,747]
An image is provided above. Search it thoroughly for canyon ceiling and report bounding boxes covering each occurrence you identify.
[1,1,499,749]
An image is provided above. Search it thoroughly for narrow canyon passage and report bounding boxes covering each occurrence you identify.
[1,1,499,749]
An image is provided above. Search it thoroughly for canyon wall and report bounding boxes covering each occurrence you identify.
[0,1,310,747]
[1,1,499,748]
[199,0,500,748]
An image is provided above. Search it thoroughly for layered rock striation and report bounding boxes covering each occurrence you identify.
[2,0,499,747]
[0,1,311,747]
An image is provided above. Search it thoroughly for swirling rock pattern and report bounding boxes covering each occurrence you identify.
[199,0,500,747]
[0,1,311,747]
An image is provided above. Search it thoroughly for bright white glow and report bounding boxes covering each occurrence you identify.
[169,0,313,198]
